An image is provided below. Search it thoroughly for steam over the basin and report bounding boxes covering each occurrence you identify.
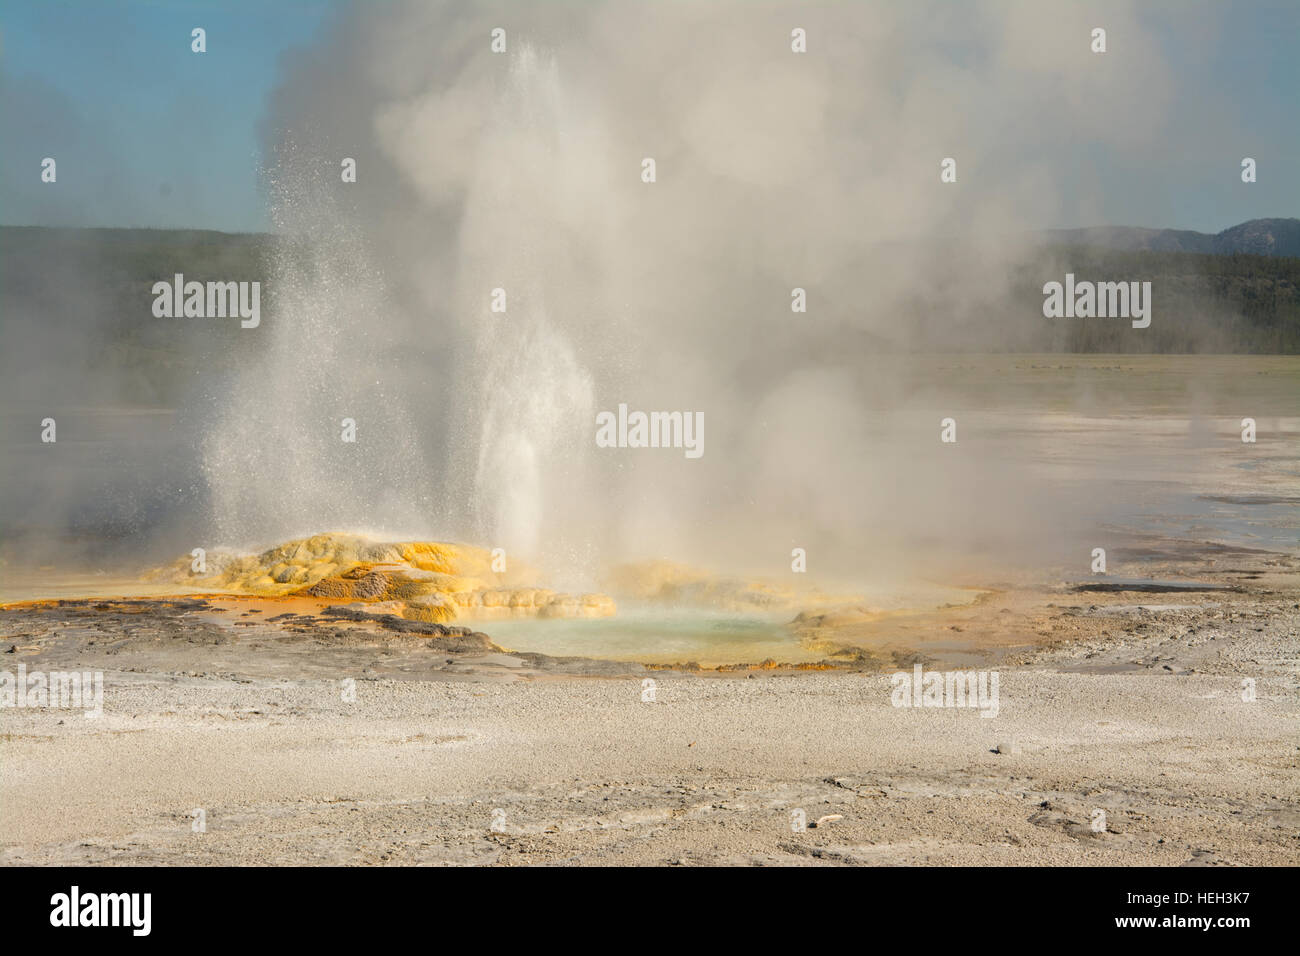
[194,1,1239,589]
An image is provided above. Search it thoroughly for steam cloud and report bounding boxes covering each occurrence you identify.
[187,0,1233,587]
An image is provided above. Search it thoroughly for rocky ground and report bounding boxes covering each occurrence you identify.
[0,539,1296,866]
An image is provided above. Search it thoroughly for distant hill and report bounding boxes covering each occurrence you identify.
[1213,219,1300,256]
[1045,218,1300,257]
[0,226,279,407]
[2,224,1299,377]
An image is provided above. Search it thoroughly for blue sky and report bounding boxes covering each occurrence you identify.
[1,0,1297,234]
[1107,0,1300,233]
[1,0,334,232]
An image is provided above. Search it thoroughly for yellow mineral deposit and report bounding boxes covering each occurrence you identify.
[145,533,617,623]
[143,533,914,635]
